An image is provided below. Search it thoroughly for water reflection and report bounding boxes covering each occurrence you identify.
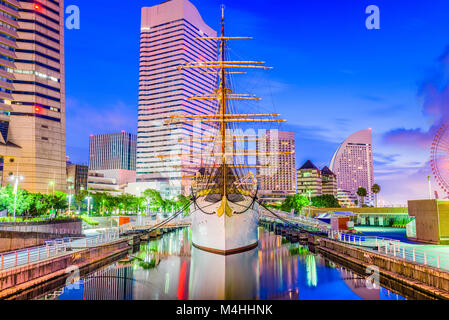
[51,228,406,300]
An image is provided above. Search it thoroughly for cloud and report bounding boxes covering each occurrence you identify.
[66,97,137,163]
[382,45,449,148]
[383,128,432,149]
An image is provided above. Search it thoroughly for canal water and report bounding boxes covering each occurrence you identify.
[43,228,408,300]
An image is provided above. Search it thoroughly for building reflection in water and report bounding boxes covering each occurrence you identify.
[53,227,407,300]
[82,265,134,300]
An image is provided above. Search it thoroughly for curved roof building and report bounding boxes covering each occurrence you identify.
[330,129,374,201]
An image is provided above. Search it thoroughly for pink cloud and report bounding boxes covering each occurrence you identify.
[383,46,449,149]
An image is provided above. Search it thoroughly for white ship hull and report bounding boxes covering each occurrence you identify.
[191,197,259,255]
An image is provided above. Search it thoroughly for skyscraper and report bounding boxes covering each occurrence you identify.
[0,1,21,187]
[257,130,296,202]
[330,129,374,205]
[137,0,218,197]
[2,0,66,193]
[89,132,137,171]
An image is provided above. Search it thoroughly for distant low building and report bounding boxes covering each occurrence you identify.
[95,169,136,192]
[321,166,337,197]
[87,171,121,196]
[336,189,358,207]
[297,160,322,197]
[125,181,173,200]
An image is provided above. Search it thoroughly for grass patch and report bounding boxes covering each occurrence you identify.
[79,215,99,226]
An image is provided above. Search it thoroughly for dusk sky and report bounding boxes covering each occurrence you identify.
[65,0,449,205]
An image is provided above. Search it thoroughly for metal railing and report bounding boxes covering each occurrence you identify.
[0,240,68,271]
[327,230,401,247]
[0,230,120,271]
[68,231,120,249]
[378,241,449,270]
[327,230,449,271]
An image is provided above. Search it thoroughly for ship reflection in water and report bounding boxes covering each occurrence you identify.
[53,228,406,300]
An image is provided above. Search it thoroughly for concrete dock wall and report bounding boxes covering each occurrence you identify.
[318,238,449,298]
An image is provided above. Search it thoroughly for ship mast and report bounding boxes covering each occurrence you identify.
[163,6,291,199]
[219,4,227,198]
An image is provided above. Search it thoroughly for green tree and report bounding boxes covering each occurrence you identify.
[30,193,51,216]
[372,184,381,207]
[0,185,33,217]
[281,194,309,213]
[356,187,367,207]
[174,194,191,213]
[311,194,340,208]
[143,189,164,212]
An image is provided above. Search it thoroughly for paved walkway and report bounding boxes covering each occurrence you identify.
[0,230,120,271]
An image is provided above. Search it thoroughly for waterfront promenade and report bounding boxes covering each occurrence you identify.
[0,230,119,271]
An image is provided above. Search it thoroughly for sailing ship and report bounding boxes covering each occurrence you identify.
[164,6,287,255]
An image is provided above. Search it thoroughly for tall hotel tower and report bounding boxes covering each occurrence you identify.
[1,1,66,193]
[330,129,374,205]
[137,0,217,197]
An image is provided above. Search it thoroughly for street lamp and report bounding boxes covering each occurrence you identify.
[48,181,55,215]
[9,174,24,221]
[85,196,92,216]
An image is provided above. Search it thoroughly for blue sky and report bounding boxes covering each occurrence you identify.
[65,0,449,204]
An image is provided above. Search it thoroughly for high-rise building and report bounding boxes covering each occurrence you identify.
[296,160,322,197]
[321,166,337,197]
[66,163,88,195]
[0,1,21,187]
[330,129,374,205]
[257,130,296,202]
[137,0,218,197]
[1,0,66,193]
[89,132,137,171]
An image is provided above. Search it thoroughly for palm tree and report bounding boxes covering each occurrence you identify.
[357,187,367,207]
[372,184,381,207]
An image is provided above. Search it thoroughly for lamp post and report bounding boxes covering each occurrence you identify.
[85,196,92,216]
[68,194,73,216]
[48,181,55,215]
[9,175,24,221]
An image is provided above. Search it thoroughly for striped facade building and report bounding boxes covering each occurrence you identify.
[137,0,218,197]
[89,132,137,171]
[0,0,21,186]
[0,0,66,193]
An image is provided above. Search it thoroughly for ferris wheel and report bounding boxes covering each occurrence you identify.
[431,119,449,197]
